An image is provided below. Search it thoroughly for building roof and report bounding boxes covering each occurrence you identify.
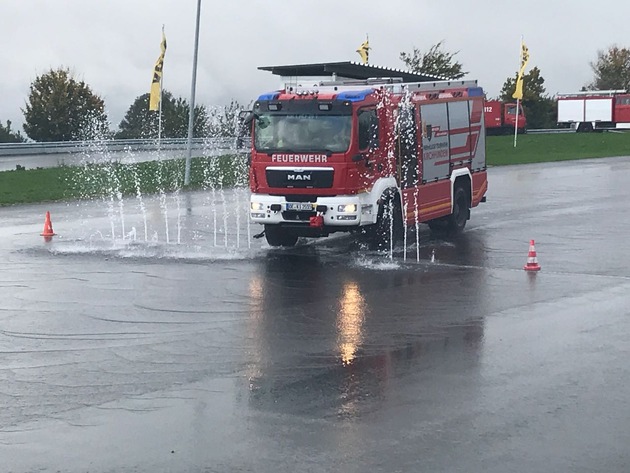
[258,61,444,83]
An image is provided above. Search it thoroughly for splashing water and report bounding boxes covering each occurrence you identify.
[66,128,253,255]
[414,193,420,263]
[131,162,149,241]
[403,201,408,262]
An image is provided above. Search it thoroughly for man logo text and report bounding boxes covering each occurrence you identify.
[287,174,311,181]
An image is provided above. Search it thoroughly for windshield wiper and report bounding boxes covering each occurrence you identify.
[261,147,336,156]
[263,148,300,156]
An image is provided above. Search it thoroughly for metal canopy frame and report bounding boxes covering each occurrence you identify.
[258,61,444,83]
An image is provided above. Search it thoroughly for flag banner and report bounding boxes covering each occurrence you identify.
[512,41,530,100]
[149,30,167,111]
[356,38,370,64]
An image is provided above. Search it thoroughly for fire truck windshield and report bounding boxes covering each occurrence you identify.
[254,114,351,153]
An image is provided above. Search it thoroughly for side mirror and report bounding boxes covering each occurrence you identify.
[241,111,258,127]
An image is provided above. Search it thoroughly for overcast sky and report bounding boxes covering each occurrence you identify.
[2,0,629,134]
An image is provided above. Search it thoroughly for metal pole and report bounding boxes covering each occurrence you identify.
[184,0,202,186]
[513,99,520,148]
[513,36,523,149]
[158,25,164,151]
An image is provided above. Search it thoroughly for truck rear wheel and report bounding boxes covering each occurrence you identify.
[447,186,470,234]
[264,225,298,247]
[427,186,469,235]
[577,122,593,133]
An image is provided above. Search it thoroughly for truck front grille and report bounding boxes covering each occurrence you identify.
[266,168,334,189]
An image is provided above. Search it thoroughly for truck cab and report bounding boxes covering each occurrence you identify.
[249,87,388,246]
[484,100,526,135]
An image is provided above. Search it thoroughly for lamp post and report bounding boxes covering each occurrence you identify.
[184,0,202,186]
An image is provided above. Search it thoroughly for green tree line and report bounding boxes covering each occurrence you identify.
[1,67,244,143]
[401,41,630,129]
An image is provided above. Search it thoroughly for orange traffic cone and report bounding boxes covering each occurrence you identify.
[523,239,541,271]
[41,211,56,238]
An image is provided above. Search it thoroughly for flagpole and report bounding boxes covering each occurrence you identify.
[158,25,165,150]
[513,99,519,148]
[514,36,523,148]
[184,0,202,186]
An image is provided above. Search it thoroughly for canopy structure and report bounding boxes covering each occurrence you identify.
[258,61,444,83]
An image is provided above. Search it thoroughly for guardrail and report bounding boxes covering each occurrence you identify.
[526,128,575,134]
[0,137,249,157]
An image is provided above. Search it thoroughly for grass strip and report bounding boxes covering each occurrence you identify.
[2,132,630,205]
[487,132,630,165]
[0,154,248,206]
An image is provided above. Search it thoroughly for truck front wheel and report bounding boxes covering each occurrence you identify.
[264,225,298,247]
[368,193,403,251]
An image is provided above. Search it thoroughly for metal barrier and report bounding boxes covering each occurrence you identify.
[525,128,574,134]
[0,137,250,157]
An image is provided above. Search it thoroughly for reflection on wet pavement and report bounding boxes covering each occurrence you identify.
[1,157,630,472]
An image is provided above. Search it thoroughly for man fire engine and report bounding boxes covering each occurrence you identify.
[245,62,488,247]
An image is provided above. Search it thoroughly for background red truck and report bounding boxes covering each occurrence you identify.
[557,90,630,132]
[484,100,526,135]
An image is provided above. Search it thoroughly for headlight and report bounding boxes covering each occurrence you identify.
[251,202,264,211]
[337,204,357,213]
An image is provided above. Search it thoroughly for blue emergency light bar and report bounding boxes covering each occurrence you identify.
[257,92,280,101]
[335,89,374,102]
[467,87,484,97]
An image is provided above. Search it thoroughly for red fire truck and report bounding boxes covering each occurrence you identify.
[557,90,630,132]
[483,100,526,135]
[246,62,488,247]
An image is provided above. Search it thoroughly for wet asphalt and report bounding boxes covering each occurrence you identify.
[1,157,630,472]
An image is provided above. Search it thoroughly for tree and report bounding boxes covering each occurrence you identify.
[207,100,244,137]
[22,68,109,142]
[588,45,630,91]
[499,66,557,129]
[116,90,209,139]
[0,120,26,143]
[400,40,467,79]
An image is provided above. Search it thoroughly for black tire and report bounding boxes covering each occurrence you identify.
[368,193,403,251]
[447,186,470,234]
[264,225,298,247]
[577,122,593,133]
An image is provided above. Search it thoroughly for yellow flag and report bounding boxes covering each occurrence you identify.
[356,38,370,64]
[149,30,167,111]
[512,40,530,100]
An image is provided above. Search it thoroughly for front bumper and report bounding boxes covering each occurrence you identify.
[250,194,377,227]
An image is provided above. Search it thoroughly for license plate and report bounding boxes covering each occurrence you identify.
[286,202,314,211]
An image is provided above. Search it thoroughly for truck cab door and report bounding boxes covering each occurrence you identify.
[396,103,419,189]
[614,95,630,124]
[356,108,380,178]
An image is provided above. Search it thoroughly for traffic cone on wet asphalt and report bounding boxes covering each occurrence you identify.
[41,211,56,240]
[523,239,541,271]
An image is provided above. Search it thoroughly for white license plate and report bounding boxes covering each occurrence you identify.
[286,202,314,211]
